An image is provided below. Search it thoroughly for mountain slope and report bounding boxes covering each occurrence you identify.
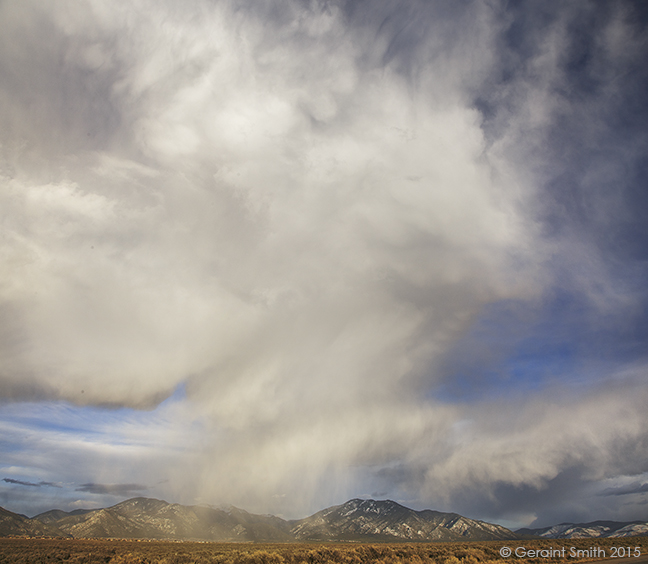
[290,499,516,541]
[0,506,69,538]
[34,508,93,524]
[517,520,648,539]
[34,497,292,541]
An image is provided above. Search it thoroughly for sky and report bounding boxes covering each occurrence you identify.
[1,0,647,530]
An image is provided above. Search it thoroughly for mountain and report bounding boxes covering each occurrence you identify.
[291,499,515,542]
[517,520,648,539]
[1,497,516,541]
[0,506,69,538]
[34,497,293,541]
[8,497,647,542]
[34,508,93,524]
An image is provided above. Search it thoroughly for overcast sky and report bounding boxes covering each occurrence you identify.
[1,0,648,529]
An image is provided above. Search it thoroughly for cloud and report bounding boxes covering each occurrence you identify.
[0,0,537,487]
[0,0,647,527]
[3,478,61,488]
[599,482,648,497]
[0,0,539,406]
[75,483,148,496]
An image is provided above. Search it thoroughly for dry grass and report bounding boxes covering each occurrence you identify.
[0,536,646,564]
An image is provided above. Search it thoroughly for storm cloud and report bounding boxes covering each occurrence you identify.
[1,0,647,527]
[600,483,648,498]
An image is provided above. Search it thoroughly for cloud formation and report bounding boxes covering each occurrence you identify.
[600,482,648,498]
[76,483,148,496]
[3,478,60,488]
[1,0,647,526]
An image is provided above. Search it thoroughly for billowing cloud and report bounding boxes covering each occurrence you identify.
[1,0,647,527]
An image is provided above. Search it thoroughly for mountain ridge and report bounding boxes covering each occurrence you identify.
[0,506,70,538]
[516,519,648,539]
[3,497,646,542]
[2,497,517,542]
[290,499,514,542]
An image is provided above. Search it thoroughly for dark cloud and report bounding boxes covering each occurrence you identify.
[599,482,648,497]
[438,466,594,526]
[3,478,61,488]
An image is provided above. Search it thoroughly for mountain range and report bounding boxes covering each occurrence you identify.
[2,497,647,542]
[0,498,513,542]
[516,520,648,539]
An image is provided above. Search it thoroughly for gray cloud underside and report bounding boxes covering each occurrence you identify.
[76,483,148,496]
[600,483,648,497]
[1,0,647,525]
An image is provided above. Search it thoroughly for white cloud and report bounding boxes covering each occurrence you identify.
[1,0,646,524]
[0,0,536,405]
